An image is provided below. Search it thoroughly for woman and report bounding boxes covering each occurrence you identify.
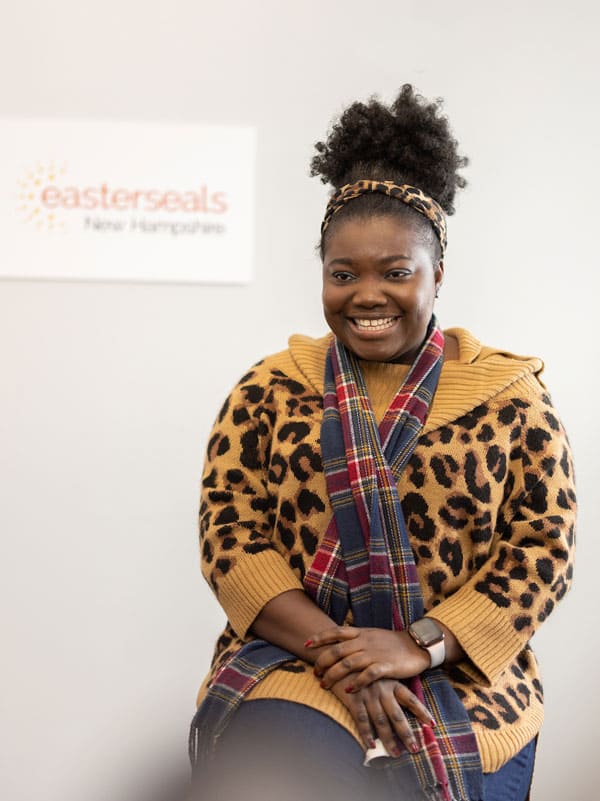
[189,85,576,801]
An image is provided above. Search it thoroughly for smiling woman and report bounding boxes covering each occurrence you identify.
[189,85,575,801]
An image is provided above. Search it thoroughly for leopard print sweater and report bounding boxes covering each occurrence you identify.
[196,328,576,773]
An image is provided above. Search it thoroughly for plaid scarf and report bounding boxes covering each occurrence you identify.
[189,320,483,801]
[303,320,484,801]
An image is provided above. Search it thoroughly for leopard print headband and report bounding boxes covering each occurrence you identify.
[321,180,447,256]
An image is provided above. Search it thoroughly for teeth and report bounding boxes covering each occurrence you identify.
[354,317,396,330]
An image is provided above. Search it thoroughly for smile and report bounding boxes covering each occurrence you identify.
[351,317,398,331]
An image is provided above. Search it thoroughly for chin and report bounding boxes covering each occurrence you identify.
[346,340,406,363]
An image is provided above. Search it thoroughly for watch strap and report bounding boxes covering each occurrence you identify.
[426,637,445,668]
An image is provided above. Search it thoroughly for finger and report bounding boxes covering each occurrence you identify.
[313,640,363,679]
[320,652,371,689]
[363,695,405,758]
[379,690,421,755]
[393,682,436,729]
[348,698,377,751]
[305,625,359,649]
[346,661,394,691]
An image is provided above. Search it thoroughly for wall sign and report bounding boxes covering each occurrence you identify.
[0,118,256,283]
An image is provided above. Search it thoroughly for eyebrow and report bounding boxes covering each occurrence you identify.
[326,254,411,267]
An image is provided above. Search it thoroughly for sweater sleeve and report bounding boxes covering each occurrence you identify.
[199,364,304,639]
[427,383,576,685]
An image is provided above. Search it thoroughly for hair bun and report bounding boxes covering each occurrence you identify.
[311,84,467,215]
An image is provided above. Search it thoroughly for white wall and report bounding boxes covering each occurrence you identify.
[1,2,597,799]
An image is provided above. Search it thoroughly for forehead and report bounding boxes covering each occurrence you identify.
[323,215,429,263]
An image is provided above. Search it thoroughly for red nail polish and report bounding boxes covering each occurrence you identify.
[345,685,354,693]
[430,719,436,727]
[410,742,420,753]
[369,739,377,749]
[304,639,313,648]
[320,680,326,689]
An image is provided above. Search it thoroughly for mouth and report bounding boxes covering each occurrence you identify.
[350,316,399,333]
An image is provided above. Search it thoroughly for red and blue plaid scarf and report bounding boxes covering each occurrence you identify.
[190,319,483,801]
[304,320,483,801]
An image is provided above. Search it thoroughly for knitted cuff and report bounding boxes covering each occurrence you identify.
[426,588,524,685]
[216,549,304,639]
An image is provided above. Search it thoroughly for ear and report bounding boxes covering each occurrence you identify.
[434,260,444,297]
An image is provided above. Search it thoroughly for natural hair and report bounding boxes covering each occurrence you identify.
[310,84,468,260]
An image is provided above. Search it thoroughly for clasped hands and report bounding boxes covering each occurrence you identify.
[305,625,435,757]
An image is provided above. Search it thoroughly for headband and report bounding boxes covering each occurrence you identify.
[321,180,447,256]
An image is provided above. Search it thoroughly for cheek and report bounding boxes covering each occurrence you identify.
[411,281,436,315]
[322,285,343,314]
[396,290,432,320]
[321,295,337,327]
[416,293,435,315]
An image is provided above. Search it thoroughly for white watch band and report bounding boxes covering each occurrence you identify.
[427,638,445,668]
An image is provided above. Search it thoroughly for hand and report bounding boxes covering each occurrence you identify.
[308,625,430,691]
[328,672,434,756]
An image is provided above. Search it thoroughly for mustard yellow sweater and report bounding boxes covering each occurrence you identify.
[196,328,576,773]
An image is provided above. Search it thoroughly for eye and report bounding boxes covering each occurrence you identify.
[331,271,356,282]
[386,268,411,280]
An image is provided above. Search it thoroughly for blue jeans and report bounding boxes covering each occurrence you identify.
[195,699,535,801]
[483,734,536,801]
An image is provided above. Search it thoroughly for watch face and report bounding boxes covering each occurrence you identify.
[411,618,443,645]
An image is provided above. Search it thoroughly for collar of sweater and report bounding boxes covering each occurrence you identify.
[287,328,545,434]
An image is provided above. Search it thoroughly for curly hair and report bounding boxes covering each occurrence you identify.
[311,84,468,259]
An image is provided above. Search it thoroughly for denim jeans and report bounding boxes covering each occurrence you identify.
[194,699,535,801]
[482,735,536,801]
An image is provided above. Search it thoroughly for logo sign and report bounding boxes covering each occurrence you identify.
[0,118,256,283]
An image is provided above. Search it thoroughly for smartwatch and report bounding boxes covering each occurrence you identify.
[408,618,445,668]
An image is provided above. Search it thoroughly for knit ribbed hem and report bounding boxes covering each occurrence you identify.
[246,664,360,740]
[478,704,543,773]
[427,590,525,686]
[195,659,358,739]
[216,550,304,639]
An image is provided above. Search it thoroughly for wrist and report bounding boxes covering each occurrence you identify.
[398,630,432,673]
[408,618,446,668]
[425,618,465,664]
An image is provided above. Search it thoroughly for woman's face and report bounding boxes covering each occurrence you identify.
[322,215,443,363]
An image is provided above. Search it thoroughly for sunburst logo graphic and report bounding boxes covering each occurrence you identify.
[17,162,67,231]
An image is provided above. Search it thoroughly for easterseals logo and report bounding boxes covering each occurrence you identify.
[17,163,229,236]
[18,162,68,231]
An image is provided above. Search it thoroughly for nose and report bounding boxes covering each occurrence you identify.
[352,275,387,307]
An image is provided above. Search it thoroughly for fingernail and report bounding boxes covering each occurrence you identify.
[410,742,420,753]
[304,639,313,648]
[345,685,354,693]
[430,719,437,728]
[313,668,322,677]
[320,680,326,689]
[369,739,377,749]
[393,746,402,757]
